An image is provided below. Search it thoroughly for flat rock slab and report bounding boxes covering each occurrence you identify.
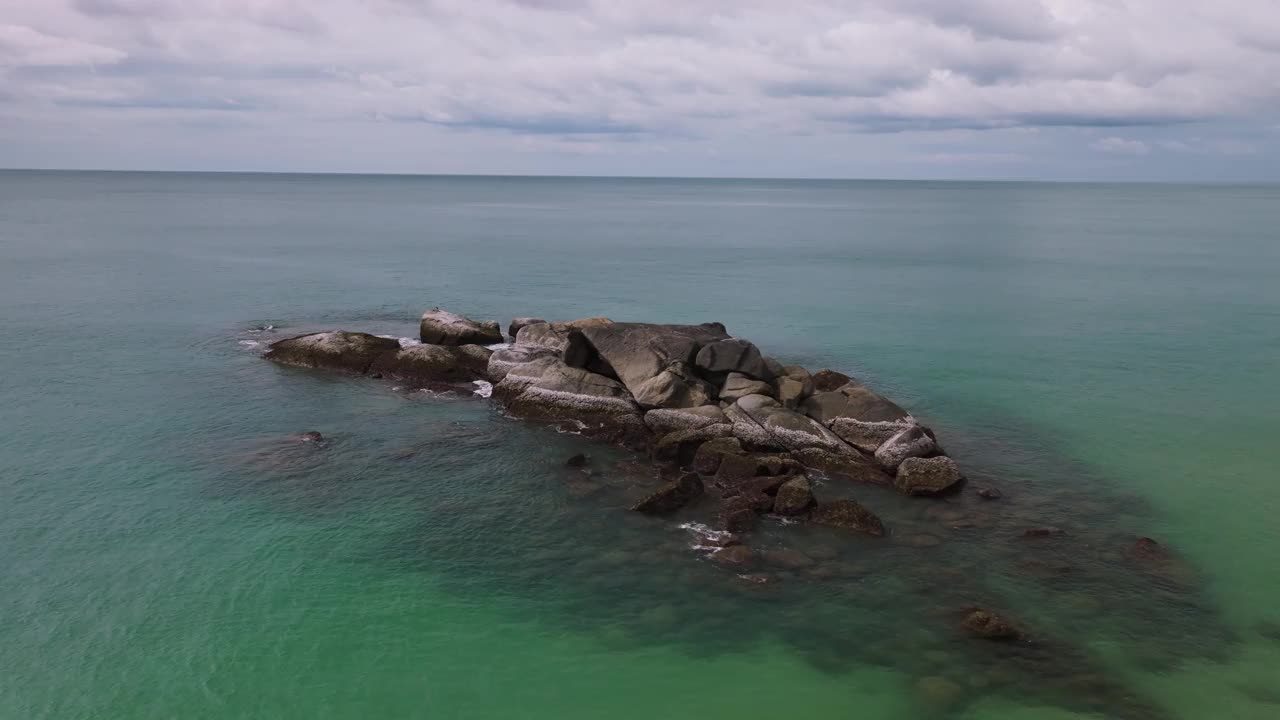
[265,332,401,374]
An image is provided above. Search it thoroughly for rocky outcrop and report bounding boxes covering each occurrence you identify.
[809,499,885,536]
[419,308,503,346]
[265,331,400,374]
[369,343,492,385]
[894,456,964,495]
[874,424,938,470]
[507,317,546,339]
[631,472,704,514]
[694,339,773,381]
[263,310,969,552]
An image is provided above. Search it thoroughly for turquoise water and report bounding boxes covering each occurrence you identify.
[1,171,1278,719]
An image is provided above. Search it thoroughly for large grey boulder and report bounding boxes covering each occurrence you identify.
[576,322,729,406]
[419,309,503,346]
[719,372,774,402]
[801,381,909,425]
[498,358,649,449]
[829,418,914,454]
[773,365,814,409]
[514,317,613,351]
[265,332,400,374]
[486,344,559,382]
[874,425,938,470]
[369,343,491,385]
[631,361,717,409]
[508,317,547,339]
[894,456,964,496]
[644,405,728,435]
[734,394,854,456]
[694,339,773,381]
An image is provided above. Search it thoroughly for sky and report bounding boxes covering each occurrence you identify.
[2,0,1279,180]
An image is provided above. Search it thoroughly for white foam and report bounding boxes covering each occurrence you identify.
[679,522,736,547]
[375,334,422,348]
[472,380,493,398]
[238,340,260,347]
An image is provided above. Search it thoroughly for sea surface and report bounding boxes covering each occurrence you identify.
[1,171,1278,719]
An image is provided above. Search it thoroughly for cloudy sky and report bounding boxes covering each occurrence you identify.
[2,0,1279,180]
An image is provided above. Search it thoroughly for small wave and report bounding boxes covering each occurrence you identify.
[376,334,422,348]
[238,340,260,347]
[472,380,493,398]
[679,522,736,550]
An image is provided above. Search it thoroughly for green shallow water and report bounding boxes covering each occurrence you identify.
[1,171,1278,719]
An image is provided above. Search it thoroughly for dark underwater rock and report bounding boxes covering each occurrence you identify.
[299,431,325,443]
[631,472,704,514]
[976,486,1003,500]
[419,308,503,346]
[651,424,734,467]
[809,499,885,536]
[961,609,1024,641]
[265,331,400,374]
[565,453,588,468]
[692,436,745,475]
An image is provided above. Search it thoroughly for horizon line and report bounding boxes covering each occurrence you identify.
[2,166,1276,186]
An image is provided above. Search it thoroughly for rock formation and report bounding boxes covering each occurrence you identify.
[265,309,968,548]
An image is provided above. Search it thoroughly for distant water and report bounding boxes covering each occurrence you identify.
[2,170,1279,719]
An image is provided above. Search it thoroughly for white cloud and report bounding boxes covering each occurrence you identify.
[1091,137,1151,155]
[0,0,1276,177]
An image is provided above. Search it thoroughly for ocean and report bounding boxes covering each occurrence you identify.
[1,170,1278,719]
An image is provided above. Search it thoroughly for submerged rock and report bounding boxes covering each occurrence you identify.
[976,486,1003,500]
[809,499,885,536]
[299,431,325,443]
[692,436,745,475]
[265,331,400,374]
[894,456,964,495]
[961,609,1023,641]
[651,424,734,467]
[631,472,704,514]
[419,308,503,346]
[565,453,588,468]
